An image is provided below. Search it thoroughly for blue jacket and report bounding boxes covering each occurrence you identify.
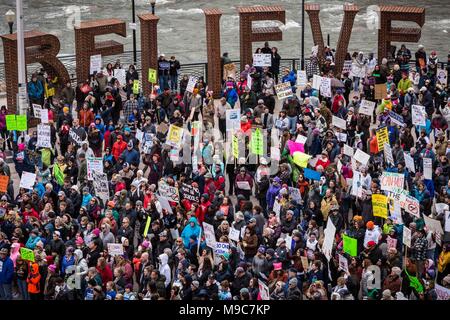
[82,193,93,207]
[121,148,140,167]
[181,217,201,248]
[0,256,14,284]
[266,184,281,209]
[61,255,75,275]
[27,80,44,99]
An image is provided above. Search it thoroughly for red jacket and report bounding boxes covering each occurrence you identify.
[78,109,94,127]
[112,140,127,160]
[96,265,113,288]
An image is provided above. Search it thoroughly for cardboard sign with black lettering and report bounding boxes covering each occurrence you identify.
[180,183,200,203]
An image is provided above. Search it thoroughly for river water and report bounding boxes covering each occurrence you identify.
[0,0,449,63]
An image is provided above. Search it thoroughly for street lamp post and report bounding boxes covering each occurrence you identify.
[5,10,15,34]
[151,0,156,15]
[301,0,305,70]
[132,0,137,65]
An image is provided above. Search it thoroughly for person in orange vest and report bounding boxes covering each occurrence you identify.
[27,262,41,300]
[112,135,128,161]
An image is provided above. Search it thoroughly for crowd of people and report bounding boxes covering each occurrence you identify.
[0,41,449,301]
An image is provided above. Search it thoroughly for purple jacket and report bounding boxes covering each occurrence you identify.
[0,113,6,131]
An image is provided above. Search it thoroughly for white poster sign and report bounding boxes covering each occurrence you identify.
[92,170,109,205]
[412,104,426,126]
[332,116,347,130]
[296,70,307,87]
[322,218,336,261]
[113,69,126,86]
[319,77,332,98]
[36,124,52,148]
[403,226,412,248]
[404,152,415,173]
[383,142,394,165]
[258,280,270,300]
[252,53,272,67]
[275,82,294,100]
[226,109,241,132]
[86,157,103,181]
[423,157,432,179]
[359,100,375,116]
[338,254,349,273]
[229,228,240,242]
[107,243,124,256]
[89,54,103,75]
[343,144,354,157]
[186,76,198,93]
[312,75,322,90]
[354,149,370,166]
[203,222,217,249]
[19,172,36,190]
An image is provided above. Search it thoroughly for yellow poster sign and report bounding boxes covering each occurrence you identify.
[376,126,389,151]
[167,125,183,148]
[372,194,388,219]
[148,68,157,84]
[133,80,140,95]
[232,135,239,159]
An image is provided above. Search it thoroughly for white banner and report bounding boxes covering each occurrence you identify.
[36,124,52,148]
[383,142,394,165]
[226,108,241,132]
[412,104,426,126]
[89,54,103,75]
[92,170,109,205]
[19,172,36,190]
[86,157,103,181]
[423,157,432,179]
[359,100,375,116]
[312,75,321,90]
[332,116,347,130]
[252,53,272,67]
[107,243,124,256]
[113,68,126,86]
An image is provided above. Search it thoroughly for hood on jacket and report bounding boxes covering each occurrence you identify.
[74,249,84,261]
[30,263,39,274]
[188,217,199,227]
[159,253,168,266]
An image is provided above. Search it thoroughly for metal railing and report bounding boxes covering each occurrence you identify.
[0,50,447,87]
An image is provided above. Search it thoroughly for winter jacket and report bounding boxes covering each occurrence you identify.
[0,255,14,284]
[181,217,201,248]
[158,253,171,287]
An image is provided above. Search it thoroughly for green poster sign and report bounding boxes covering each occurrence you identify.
[5,115,16,130]
[251,128,263,156]
[16,115,27,131]
[148,68,157,84]
[343,234,358,257]
[133,80,140,95]
[20,247,35,262]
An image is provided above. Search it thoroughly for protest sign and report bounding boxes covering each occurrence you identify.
[301,256,309,271]
[287,140,304,155]
[0,176,9,193]
[342,60,352,74]
[229,228,240,242]
[343,234,358,257]
[332,116,347,130]
[312,75,321,90]
[322,219,336,261]
[372,194,388,219]
[252,53,271,67]
[5,115,16,130]
[20,247,35,262]
[423,214,445,246]
[68,128,83,145]
[36,124,52,148]
[53,164,65,186]
[303,168,321,181]
[383,142,394,166]
[270,146,280,161]
[250,128,264,156]
[247,73,252,90]
[285,235,292,251]
[435,203,449,215]
[273,200,281,218]
[380,172,404,192]
[387,236,397,250]
[288,187,302,204]
[33,104,42,119]
[186,76,198,93]
[319,77,332,98]
[180,183,200,203]
[435,284,450,300]
[338,254,349,273]
[423,157,432,179]
[374,83,386,100]
[86,157,103,181]
[275,82,294,100]
[404,195,420,217]
[148,68,157,84]
[226,109,241,132]
[113,68,126,85]
[39,108,49,124]
[170,228,179,240]
[15,115,27,131]
[89,54,102,75]
[376,126,389,151]
[92,170,109,205]
[19,172,36,190]
[155,195,173,214]
[158,181,180,203]
[258,280,270,300]
[343,144,354,157]
[446,211,450,233]
[292,152,311,168]
[404,152,415,173]
[166,125,183,148]
[132,80,140,95]
[336,132,347,142]
[388,111,404,127]
[353,149,370,166]
[436,68,448,86]
[236,181,251,190]
[351,171,363,198]
[203,222,217,249]
[359,100,376,116]
[403,226,412,247]
[107,243,124,256]
[296,135,307,145]
[412,104,426,126]
[296,70,307,87]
